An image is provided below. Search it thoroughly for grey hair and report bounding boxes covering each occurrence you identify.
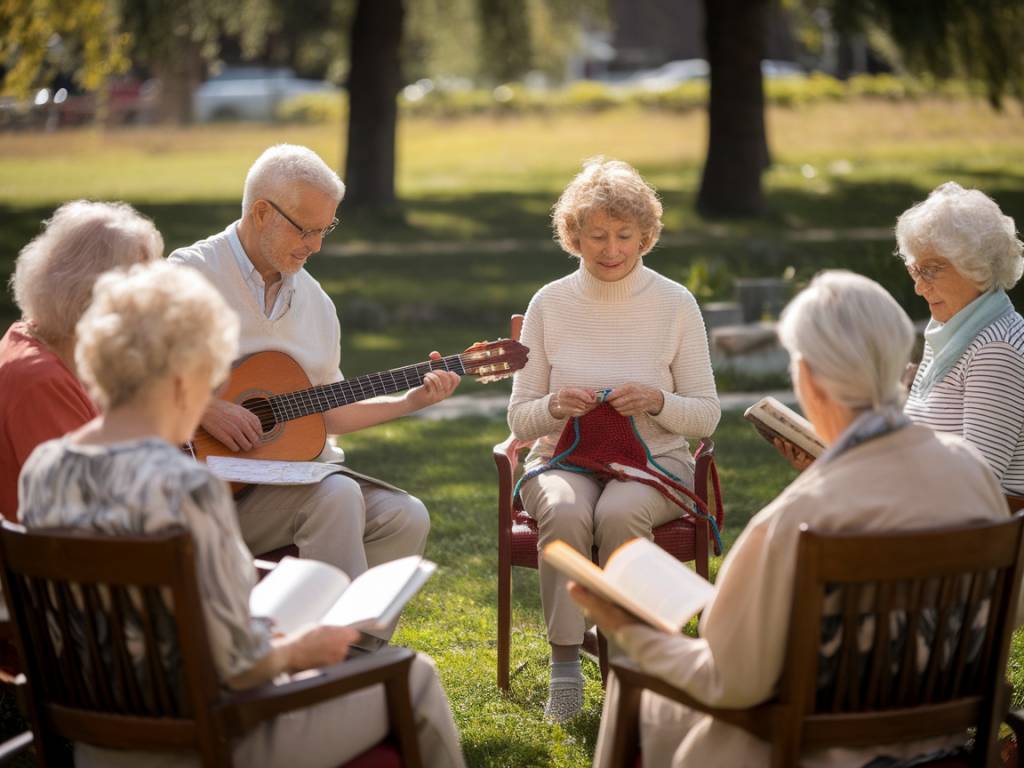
[75,262,239,410]
[778,270,914,411]
[552,157,663,258]
[10,200,163,345]
[895,181,1023,291]
[241,144,346,217]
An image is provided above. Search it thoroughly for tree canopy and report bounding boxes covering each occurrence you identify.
[0,0,129,97]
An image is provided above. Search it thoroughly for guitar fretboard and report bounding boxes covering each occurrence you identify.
[266,354,467,423]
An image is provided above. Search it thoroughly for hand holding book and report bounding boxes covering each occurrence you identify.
[743,396,824,470]
[568,583,636,633]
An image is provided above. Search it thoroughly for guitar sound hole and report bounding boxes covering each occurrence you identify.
[242,397,278,433]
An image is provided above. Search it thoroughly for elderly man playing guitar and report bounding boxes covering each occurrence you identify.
[170,144,467,589]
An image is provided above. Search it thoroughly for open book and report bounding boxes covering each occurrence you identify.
[743,396,825,461]
[250,555,436,634]
[542,538,715,634]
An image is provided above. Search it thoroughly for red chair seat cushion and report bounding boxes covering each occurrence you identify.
[341,744,402,768]
[259,544,299,561]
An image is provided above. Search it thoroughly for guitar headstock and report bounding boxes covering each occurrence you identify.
[461,339,529,383]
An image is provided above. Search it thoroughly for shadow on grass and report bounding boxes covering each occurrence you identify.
[462,736,553,768]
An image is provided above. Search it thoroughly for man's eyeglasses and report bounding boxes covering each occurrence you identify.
[904,260,949,284]
[265,199,339,241]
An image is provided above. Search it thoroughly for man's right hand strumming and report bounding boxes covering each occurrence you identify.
[200,399,263,451]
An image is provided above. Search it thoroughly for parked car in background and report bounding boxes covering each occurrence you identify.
[0,75,156,131]
[193,67,339,122]
[606,58,804,92]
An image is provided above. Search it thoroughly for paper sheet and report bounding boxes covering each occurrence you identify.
[206,456,345,485]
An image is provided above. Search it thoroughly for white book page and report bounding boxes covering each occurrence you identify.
[321,556,432,630]
[373,562,437,629]
[542,540,713,633]
[207,456,344,485]
[249,557,351,635]
[602,539,716,632]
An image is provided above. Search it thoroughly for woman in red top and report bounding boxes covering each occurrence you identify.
[0,200,162,520]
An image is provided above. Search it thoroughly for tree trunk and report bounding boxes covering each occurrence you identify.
[344,0,405,209]
[696,0,769,217]
[153,37,202,126]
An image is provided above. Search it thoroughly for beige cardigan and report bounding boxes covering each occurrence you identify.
[595,424,1011,768]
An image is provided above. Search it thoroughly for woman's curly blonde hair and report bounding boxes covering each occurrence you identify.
[551,158,663,258]
[75,262,238,410]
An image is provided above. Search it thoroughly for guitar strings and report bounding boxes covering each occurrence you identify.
[246,353,469,423]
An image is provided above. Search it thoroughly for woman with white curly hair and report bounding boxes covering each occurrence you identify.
[897,182,1024,494]
[0,200,162,520]
[508,158,720,721]
[17,261,465,768]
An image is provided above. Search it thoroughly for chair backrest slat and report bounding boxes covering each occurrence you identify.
[109,585,147,713]
[946,570,982,700]
[920,574,956,704]
[830,583,863,712]
[864,580,894,709]
[80,583,117,712]
[894,579,923,709]
[975,568,1008,694]
[52,580,91,708]
[24,578,61,700]
[139,587,177,716]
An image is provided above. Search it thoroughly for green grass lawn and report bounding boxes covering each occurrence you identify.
[342,410,794,767]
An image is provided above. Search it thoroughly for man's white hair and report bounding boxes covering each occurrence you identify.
[241,144,346,217]
[896,181,1023,291]
[778,270,914,411]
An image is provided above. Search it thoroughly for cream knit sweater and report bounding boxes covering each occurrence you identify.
[508,261,720,469]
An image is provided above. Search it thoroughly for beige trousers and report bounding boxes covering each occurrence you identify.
[520,448,694,646]
[236,474,430,577]
[592,670,701,768]
[75,654,466,768]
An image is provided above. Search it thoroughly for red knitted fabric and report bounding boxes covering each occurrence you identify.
[548,403,709,521]
[552,402,649,471]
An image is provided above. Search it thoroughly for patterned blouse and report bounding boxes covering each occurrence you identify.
[17,437,271,683]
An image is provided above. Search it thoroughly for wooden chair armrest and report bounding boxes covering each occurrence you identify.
[610,659,775,741]
[493,434,531,467]
[494,434,534,528]
[219,646,416,736]
[695,437,715,462]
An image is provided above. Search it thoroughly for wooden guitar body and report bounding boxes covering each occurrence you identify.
[191,350,327,463]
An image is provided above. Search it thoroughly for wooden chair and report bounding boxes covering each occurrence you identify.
[495,314,725,689]
[606,513,1024,768]
[0,521,422,768]
[1007,494,1024,513]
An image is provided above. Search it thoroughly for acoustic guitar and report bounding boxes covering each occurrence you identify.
[190,339,528,465]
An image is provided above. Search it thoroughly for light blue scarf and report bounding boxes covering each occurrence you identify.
[818,405,910,465]
[916,289,1015,398]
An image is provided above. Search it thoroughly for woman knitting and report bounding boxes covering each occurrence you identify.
[507,158,721,722]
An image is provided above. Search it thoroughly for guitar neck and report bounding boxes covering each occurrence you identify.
[269,353,467,423]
